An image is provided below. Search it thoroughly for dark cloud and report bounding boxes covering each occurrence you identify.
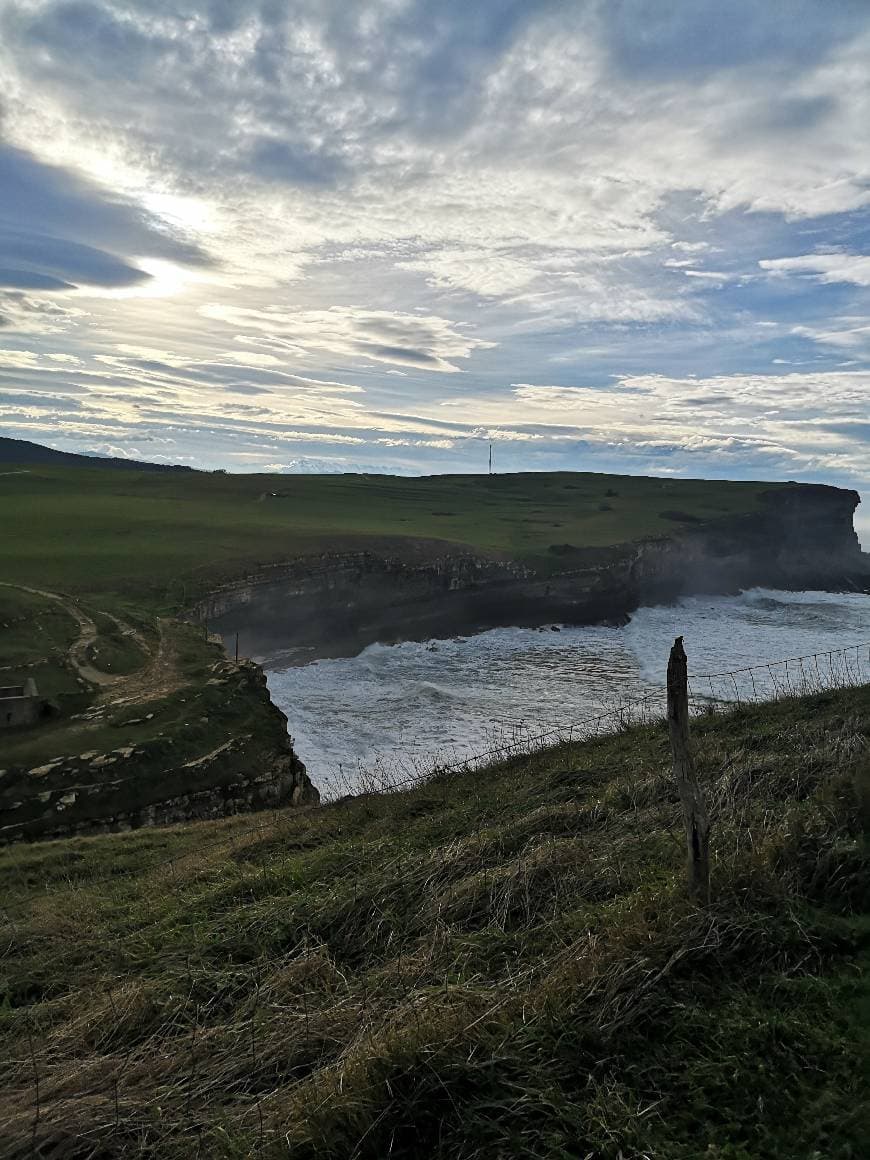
[0,226,149,290]
[0,145,207,264]
[368,411,472,435]
[365,345,444,368]
[6,0,174,82]
[317,0,552,138]
[0,268,74,290]
[0,389,83,411]
[229,384,274,396]
[0,143,211,292]
[757,94,838,134]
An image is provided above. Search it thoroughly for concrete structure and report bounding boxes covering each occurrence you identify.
[0,678,41,728]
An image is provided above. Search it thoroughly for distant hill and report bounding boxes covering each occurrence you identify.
[0,435,193,472]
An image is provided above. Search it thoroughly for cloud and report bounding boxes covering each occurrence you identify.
[760,251,870,286]
[0,143,212,295]
[599,0,864,78]
[261,457,414,475]
[0,290,87,332]
[246,137,348,187]
[501,371,870,478]
[0,1,868,494]
[199,304,495,372]
[791,321,870,352]
[0,226,149,290]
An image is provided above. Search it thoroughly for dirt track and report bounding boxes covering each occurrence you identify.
[0,582,183,703]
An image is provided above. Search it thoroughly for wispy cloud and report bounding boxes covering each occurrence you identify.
[761,252,870,287]
[198,304,494,372]
[0,0,867,498]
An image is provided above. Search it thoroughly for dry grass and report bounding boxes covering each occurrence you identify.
[1,686,869,1158]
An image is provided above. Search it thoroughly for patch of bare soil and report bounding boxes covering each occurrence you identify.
[102,618,183,708]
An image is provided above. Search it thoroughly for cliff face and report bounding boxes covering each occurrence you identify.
[634,484,865,598]
[0,661,319,844]
[196,484,867,663]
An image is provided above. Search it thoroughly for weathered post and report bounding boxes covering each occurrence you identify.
[667,636,711,904]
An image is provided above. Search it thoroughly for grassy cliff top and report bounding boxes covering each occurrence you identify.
[0,466,783,607]
[1,684,868,1158]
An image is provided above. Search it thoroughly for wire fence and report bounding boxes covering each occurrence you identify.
[2,640,868,912]
[2,638,869,1158]
[319,639,870,798]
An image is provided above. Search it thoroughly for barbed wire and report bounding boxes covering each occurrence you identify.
[692,640,870,681]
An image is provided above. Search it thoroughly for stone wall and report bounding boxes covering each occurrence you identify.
[0,678,41,729]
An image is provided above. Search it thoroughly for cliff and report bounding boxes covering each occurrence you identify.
[0,659,318,844]
[195,484,868,662]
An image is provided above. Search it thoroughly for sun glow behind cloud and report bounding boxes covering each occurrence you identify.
[0,0,867,505]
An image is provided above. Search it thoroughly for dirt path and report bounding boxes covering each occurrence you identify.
[99,610,152,656]
[1,584,229,728]
[0,583,184,704]
[0,581,121,687]
[103,619,184,708]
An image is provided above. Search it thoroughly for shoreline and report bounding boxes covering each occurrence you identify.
[195,488,869,669]
[255,610,634,671]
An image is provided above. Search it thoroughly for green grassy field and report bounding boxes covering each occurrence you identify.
[0,466,779,608]
[1,618,207,770]
[0,587,83,702]
[1,685,868,1158]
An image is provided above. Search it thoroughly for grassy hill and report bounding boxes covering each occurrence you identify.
[2,684,868,1158]
[0,465,780,608]
[0,435,192,472]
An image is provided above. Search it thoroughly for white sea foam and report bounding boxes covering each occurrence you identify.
[266,588,870,795]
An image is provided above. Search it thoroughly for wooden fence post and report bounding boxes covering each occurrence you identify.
[667,636,711,904]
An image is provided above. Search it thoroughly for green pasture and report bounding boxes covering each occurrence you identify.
[0,587,82,701]
[0,466,778,608]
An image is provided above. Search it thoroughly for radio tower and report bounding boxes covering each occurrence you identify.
[488,442,492,474]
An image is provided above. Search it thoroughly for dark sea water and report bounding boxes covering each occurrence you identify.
[266,588,870,796]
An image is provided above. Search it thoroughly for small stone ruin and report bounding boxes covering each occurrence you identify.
[0,678,42,729]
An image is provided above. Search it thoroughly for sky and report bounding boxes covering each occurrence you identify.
[0,0,869,538]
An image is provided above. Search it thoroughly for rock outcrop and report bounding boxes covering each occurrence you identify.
[0,660,318,844]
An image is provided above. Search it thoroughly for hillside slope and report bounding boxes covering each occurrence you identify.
[0,435,192,472]
[2,685,868,1158]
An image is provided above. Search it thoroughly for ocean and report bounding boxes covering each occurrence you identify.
[265,588,870,796]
